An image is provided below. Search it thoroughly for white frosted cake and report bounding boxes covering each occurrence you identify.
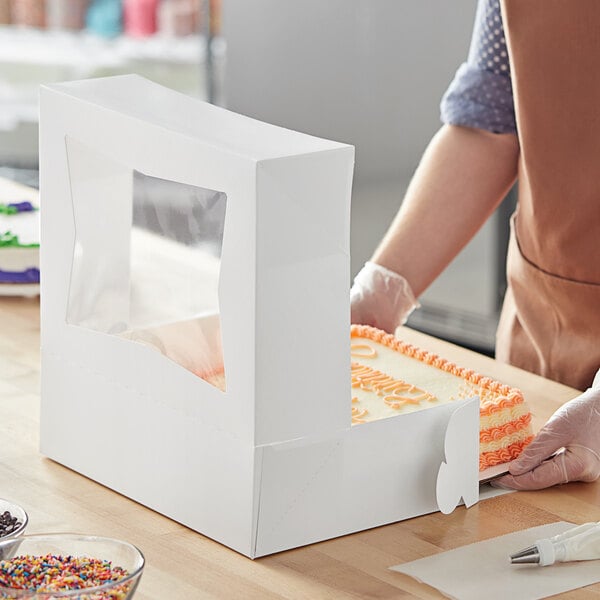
[0,201,40,296]
[350,325,534,471]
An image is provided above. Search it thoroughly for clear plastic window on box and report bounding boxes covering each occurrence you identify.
[66,136,227,390]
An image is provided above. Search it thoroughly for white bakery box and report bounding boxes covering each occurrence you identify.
[39,75,480,558]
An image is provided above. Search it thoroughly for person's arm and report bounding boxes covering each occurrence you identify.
[372,123,519,297]
[351,0,518,332]
[351,124,519,332]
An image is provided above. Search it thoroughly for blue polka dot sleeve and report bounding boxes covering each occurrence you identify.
[440,0,516,134]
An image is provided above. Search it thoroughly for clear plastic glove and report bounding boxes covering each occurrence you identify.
[350,261,419,333]
[493,376,600,490]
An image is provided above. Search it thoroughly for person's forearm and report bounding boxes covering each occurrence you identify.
[371,124,520,297]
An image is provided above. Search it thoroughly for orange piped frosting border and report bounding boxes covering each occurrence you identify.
[479,436,534,470]
[480,413,532,444]
[350,324,533,470]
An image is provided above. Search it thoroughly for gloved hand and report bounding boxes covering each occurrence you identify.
[350,261,419,333]
[493,374,600,490]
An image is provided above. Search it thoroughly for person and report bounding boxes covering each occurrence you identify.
[350,0,600,491]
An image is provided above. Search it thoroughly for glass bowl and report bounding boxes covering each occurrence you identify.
[0,499,28,550]
[0,534,145,599]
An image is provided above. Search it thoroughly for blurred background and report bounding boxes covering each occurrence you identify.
[0,0,515,355]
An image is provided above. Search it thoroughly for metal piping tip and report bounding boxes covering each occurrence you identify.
[509,545,538,560]
[510,551,541,564]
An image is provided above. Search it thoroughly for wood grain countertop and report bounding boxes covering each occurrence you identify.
[2,296,599,599]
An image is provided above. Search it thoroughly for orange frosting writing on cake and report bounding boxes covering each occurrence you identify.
[350,343,377,358]
[351,405,369,424]
[351,363,437,408]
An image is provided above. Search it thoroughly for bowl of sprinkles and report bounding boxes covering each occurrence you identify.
[0,534,144,599]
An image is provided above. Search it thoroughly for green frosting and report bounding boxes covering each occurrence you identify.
[0,203,38,215]
[0,204,18,215]
[0,231,39,248]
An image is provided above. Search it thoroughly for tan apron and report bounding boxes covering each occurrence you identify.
[496,0,600,390]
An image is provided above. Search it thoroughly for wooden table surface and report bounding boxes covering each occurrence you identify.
[2,295,600,599]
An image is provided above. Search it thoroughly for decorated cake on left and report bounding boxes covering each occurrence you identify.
[0,201,40,296]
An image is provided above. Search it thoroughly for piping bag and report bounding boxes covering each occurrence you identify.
[510,522,600,566]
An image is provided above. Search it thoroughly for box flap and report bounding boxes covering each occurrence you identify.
[436,396,480,513]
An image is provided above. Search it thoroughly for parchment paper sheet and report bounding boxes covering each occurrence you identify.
[390,521,600,600]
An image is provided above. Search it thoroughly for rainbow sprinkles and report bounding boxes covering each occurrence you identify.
[0,553,131,599]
